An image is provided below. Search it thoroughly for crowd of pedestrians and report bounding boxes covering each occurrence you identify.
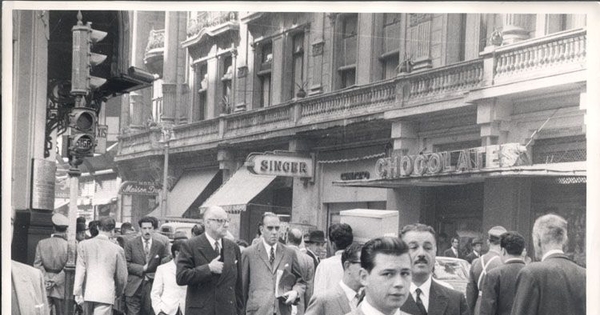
[22,207,586,315]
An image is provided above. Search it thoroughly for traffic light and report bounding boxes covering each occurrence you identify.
[71,11,108,95]
[68,107,97,158]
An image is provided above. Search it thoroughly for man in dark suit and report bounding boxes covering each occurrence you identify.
[400,223,469,315]
[467,226,506,315]
[176,206,244,315]
[286,228,315,315]
[303,230,326,270]
[443,237,461,259]
[306,243,363,315]
[465,237,483,264]
[510,214,586,315]
[479,231,526,315]
[125,216,169,315]
[242,212,306,315]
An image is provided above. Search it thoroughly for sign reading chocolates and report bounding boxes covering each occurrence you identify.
[246,151,314,179]
[375,143,529,179]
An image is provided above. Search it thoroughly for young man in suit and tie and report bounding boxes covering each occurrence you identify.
[479,231,526,315]
[345,237,413,315]
[242,212,306,315]
[464,238,483,264]
[176,206,243,315]
[511,214,586,315]
[442,238,461,259]
[74,217,128,315]
[305,243,363,315]
[125,216,169,315]
[400,224,469,315]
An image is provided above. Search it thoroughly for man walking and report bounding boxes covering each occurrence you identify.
[242,212,306,315]
[303,230,326,270]
[305,243,363,315]
[152,240,188,315]
[74,217,128,315]
[313,223,353,295]
[467,226,506,315]
[125,216,169,315]
[465,237,483,264]
[34,213,69,315]
[400,223,469,315]
[479,231,526,315]
[176,206,243,315]
[287,228,316,315]
[510,214,586,315]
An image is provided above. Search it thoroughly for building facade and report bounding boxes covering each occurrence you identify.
[115,11,588,265]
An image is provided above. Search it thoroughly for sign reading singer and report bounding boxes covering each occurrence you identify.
[246,152,314,179]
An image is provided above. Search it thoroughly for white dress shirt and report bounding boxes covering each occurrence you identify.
[151,260,187,315]
[262,238,277,260]
[339,280,360,310]
[410,276,432,312]
[360,298,401,315]
[313,250,344,295]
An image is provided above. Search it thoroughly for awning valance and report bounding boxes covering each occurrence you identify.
[333,162,586,189]
[200,166,276,213]
[165,169,220,217]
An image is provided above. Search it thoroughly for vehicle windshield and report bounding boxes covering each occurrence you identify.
[434,259,469,280]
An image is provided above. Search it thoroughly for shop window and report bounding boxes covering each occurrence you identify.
[257,42,273,107]
[195,63,207,121]
[221,55,233,114]
[381,13,401,79]
[532,135,586,164]
[291,32,305,99]
[337,14,358,89]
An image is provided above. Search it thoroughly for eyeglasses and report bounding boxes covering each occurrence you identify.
[265,226,280,231]
[206,218,231,225]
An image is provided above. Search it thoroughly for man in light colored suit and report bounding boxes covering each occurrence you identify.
[125,216,169,315]
[511,214,586,315]
[305,243,363,315]
[151,240,187,315]
[34,213,69,315]
[286,228,316,315]
[345,237,412,315]
[176,206,243,315]
[74,217,128,315]
[242,212,306,315]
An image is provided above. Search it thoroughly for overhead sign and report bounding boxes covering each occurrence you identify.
[119,181,161,195]
[375,143,529,179]
[246,151,314,179]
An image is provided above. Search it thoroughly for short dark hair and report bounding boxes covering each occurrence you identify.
[88,220,100,237]
[361,237,410,273]
[400,223,437,241]
[171,239,185,257]
[55,225,68,233]
[500,231,525,256]
[121,222,134,234]
[138,216,158,229]
[98,217,116,232]
[489,235,502,245]
[341,243,363,270]
[451,237,459,243]
[329,223,353,250]
[192,224,205,236]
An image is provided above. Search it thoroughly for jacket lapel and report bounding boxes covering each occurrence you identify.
[335,284,352,314]
[135,237,146,263]
[257,242,273,273]
[196,234,215,263]
[400,293,421,314]
[428,281,449,315]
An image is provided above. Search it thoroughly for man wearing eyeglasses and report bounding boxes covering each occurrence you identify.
[176,206,244,315]
[242,212,307,315]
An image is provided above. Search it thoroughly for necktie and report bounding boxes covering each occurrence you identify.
[144,240,150,262]
[269,246,275,265]
[215,241,221,254]
[415,288,427,315]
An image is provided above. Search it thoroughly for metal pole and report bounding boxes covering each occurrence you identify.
[64,166,81,315]
[161,138,169,221]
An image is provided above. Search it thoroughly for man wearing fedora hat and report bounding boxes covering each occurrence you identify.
[467,226,507,315]
[465,237,484,264]
[34,213,69,315]
[303,230,326,270]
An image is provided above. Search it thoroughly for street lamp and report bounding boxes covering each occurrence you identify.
[159,125,173,222]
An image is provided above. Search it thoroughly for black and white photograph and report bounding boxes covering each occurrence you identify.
[3,2,599,315]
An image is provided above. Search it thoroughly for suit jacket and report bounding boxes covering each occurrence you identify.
[510,254,585,315]
[466,251,502,314]
[176,233,243,315]
[291,246,315,315]
[401,280,470,315]
[151,260,187,315]
[443,248,461,259]
[303,248,320,270]
[464,251,480,264]
[33,234,68,298]
[305,282,351,315]
[479,259,525,315]
[12,260,50,315]
[242,241,307,315]
[73,234,128,304]
[125,235,169,297]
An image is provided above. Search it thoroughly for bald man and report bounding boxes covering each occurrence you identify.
[176,206,244,315]
[287,228,315,315]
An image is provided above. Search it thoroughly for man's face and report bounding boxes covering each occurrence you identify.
[140,222,154,240]
[205,210,230,239]
[261,216,280,246]
[360,253,412,314]
[403,231,437,279]
[451,239,459,249]
[345,253,363,289]
[473,243,482,253]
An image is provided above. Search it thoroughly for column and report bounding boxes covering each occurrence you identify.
[501,14,531,45]
[217,149,237,182]
[465,14,483,60]
[271,34,285,105]
[161,12,179,125]
[356,13,376,85]
[477,98,511,146]
[129,11,153,130]
[310,13,325,95]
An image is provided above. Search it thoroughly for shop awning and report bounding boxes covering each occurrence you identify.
[333,161,586,189]
[200,166,276,213]
[165,169,220,217]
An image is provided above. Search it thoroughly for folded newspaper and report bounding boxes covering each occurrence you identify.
[275,267,297,303]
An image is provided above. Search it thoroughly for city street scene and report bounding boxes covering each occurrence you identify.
[4,2,599,315]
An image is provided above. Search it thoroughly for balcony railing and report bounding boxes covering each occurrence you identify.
[187,11,238,38]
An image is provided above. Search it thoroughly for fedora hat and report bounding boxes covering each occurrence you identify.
[305,230,325,243]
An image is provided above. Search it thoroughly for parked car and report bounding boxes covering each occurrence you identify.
[159,222,197,241]
[434,257,471,296]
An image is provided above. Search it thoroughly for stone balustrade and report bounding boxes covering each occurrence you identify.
[187,11,238,38]
[406,59,484,101]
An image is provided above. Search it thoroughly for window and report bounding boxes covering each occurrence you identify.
[337,14,358,89]
[291,32,305,99]
[195,63,207,121]
[257,42,273,107]
[381,13,402,79]
[221,56,233,114]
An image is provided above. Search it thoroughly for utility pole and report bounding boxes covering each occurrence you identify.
[160,126,173,221]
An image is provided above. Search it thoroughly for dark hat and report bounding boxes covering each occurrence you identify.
[305,230,325,243]
[472,237,483,245]
[52,213,69,227]
[488,226,507,238]
[173,231,188,240]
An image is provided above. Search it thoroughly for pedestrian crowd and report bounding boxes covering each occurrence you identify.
[20,208,586,315]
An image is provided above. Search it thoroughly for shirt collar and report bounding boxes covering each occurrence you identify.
[504,257,525,264]
[410,275,432,299]
[339,280,358,303]
[542,249,564,262]
[262,238,277,254]
[96,234,109,241]
[205,233,222,250]
[360,298,400,315]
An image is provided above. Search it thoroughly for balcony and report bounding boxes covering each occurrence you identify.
[183,12,239,61]
[144,29,165,74]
